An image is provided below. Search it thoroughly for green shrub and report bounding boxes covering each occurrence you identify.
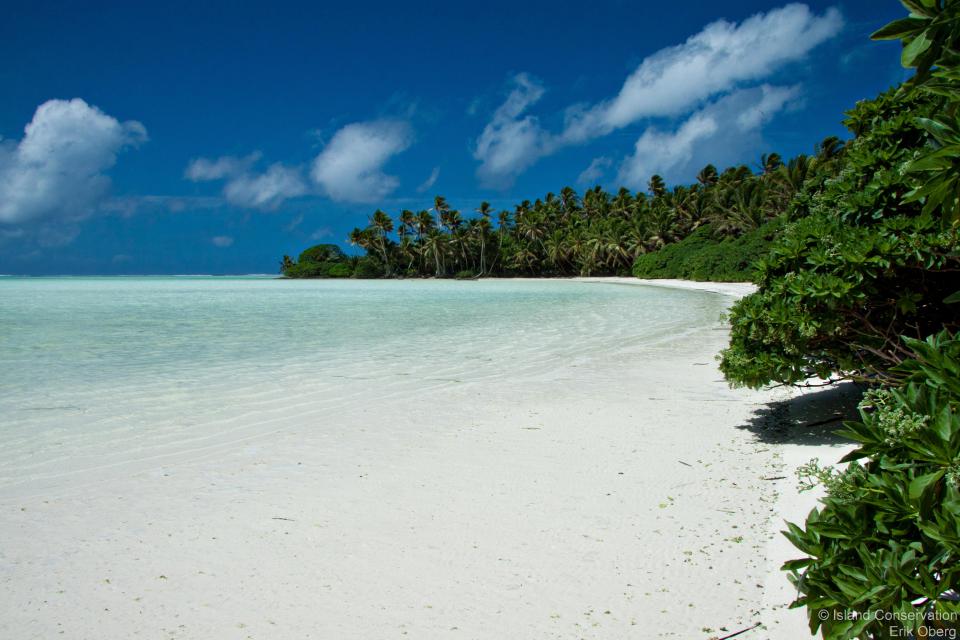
[280,243,351,278]
[720,86,960,388]
[631,219,783,282]
[352,256,383,279]
[283,259,348,278]
[298,243,346,264]
[747,6,960,639]
[326,263,353,278]
[784,332,960,639]
[453,270,477,280]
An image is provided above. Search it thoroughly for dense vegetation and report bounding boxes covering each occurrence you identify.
[785,333,960,639]
[717,2,960,637]
[279,244,384,279]
[719,85,960,388]
[631,218,785,281]
[280,146,846,281]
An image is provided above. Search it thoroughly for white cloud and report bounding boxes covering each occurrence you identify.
[100,194,224,217]
[473,74,553,188]
[577,157,612,185]
[562,4,841,142]
[473,4,841,186]
[185,153,306,210]
[185,152,260,181]
[417,166,440,193]
[211,235,234,247]
[617,84,799,188]
[222,163,307,209]
[0,98,146,225]
[310,120,412,203]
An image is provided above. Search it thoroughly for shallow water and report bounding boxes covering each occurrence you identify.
[0,277,726,496]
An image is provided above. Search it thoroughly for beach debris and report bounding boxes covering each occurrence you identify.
[272,517,295,521]
[709,622,761,639]
[678,460,693,467]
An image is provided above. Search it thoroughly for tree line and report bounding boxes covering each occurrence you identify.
[280,141,845,281]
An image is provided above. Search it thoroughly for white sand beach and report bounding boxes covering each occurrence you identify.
[0,277,851,639]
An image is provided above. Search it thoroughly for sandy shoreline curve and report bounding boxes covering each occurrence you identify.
[1,277,850,639]
[577,276,856,638]
[579,276,758,298]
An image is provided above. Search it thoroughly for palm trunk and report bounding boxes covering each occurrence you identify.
[479,236,486,275]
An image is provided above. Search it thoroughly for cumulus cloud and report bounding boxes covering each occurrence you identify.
[185,153,306,210]
[211,235,234,247]
[310,120,412,203]
[577,157,612,185]
[0,98,146,226]
[473,74,553,188]
[562,4,841,142]
[473,4,841,186]
[617,84,799,188]
[222,164,307,209]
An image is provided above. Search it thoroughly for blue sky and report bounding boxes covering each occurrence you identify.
[0,1,906,274]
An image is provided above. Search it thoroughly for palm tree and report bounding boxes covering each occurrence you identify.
[470,211,493,275]
[488,210,511,274]
[510,243,538,274]
[432,195,450,230]
[815,135,844,161]
[415,210,435,275]
[623,221,649,261]
[646,200,677,250]
[348,226,372,254]
[672,185,708,235]
[648,174,667,199]
[696,164,719,187]
[559,186,579,220]
[397,209,416,272]
[451,225,471,272]
[766,155,811,215]
[279,255,294,274]
[422,229,447,277]
[611,188,634,220]
[760,152,784,175]
[544,229,570,272]
[711,178,769,234]
[370,209,394,276]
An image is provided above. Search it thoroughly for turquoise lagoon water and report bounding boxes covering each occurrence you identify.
[0,277,727,496]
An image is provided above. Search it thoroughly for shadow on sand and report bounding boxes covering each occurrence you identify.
[739,382,865,446]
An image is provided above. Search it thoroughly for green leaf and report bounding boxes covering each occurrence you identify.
[899,0,937,18]
[872,17,927,40]
[915,116,959,139]
[909,470,943,501]
[945,290,960,304]
[902,32,933,67]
